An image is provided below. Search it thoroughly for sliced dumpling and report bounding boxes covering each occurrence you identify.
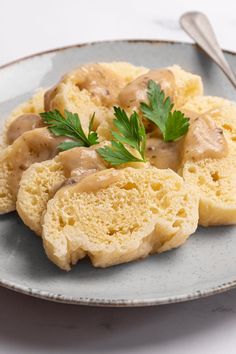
[17,158,66,235]
[17,145,108,235]
[182,96,236,147]
[167,65,203,108]
[42,167,199,270]
[181,154,236,226]
[0,128,66,214]
[180,96,236,226]
[1,89,45,147]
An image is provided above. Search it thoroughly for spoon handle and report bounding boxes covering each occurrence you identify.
[180,11,236,88]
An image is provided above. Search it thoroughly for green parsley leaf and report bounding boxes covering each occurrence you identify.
[97,107,146,166]
[88,113,99,145]
[97,141,144,166]
[112,107,146,159]
[58,141,84,151]
[140,80,190,141]
[40,109,99,149]
[164,110,190,141]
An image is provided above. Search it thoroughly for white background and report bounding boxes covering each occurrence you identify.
[0,0,236,353]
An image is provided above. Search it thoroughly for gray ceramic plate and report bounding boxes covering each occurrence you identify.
[0,40,236,307]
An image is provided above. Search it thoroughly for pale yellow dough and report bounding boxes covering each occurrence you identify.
[42,167,199,270]
[181,96,236,226]
[17,158,66,235]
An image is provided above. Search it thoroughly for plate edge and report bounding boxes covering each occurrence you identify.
[1,276,236,307]
[0,39,235,70]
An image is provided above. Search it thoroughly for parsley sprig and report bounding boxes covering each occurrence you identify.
[140,80,190,142]
[40,110,98,150]
[97,107,146,165]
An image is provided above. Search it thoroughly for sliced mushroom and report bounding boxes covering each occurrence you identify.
[7,114,45,144]
[146,136,183,171]
[59,143,108,181]
[182,112,228,162]
[7,128,70,196]
[119,69,175,110]
[72,64,125,107]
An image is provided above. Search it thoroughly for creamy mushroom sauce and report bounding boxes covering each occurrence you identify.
[119,69,175,109]
[182,111,228,162]
[7,113,45,144]
[145,110,195,171]
[56,168,120,196]
[58,144,108,184]
[74,64,125,106]
[146,137,183,171]
[146,111,228,172]
[7,128,69,195]
[44,64,125,110]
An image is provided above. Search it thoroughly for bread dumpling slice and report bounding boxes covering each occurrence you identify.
[167,65,203,108]
[16,158,66,235]
[181,153,236,226]
[182,96,236,147]
[0,128,66,214]
[17,145,108,235]
[180,96,236,226]
[182,95,236,116]
[42,167,199,270]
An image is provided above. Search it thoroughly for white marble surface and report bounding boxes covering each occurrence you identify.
[0,0,236,353]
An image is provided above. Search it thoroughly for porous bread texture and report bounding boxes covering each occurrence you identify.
[180,96,236,226]
[16,147,148,237]
[180,155,236,226]
[182,95,236,115]
[99,61,148,83]
[168,65,203,108]
[48,62,148,132]
[182,96,236,149]
[0,156,15,213]
[97,64,203,140]
[0,143,24,214]
[0,127,63,215]
[17,158,66,235]
[1,89,45,147]
[49,81,115,133]
[42,167,199,270]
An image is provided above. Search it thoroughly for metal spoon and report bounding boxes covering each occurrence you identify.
[180,11,236,88]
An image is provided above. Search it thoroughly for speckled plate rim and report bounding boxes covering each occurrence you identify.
[1,39,236,307]
[1,274,236,307]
